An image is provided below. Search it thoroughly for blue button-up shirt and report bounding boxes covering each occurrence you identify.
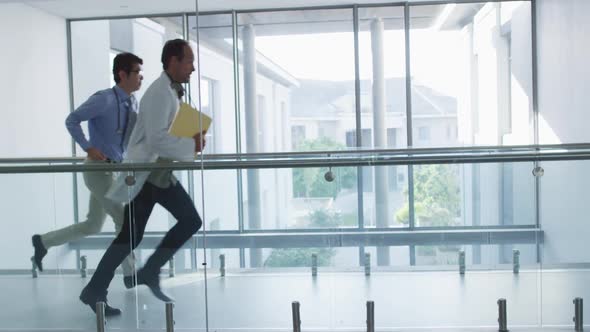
[66,86,137,162]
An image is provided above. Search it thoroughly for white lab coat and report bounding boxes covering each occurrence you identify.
[107,72,195,203]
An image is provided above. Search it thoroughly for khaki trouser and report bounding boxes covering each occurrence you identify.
[40,159,135,276]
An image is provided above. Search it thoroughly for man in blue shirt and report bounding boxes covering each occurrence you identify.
[32,53,143,301]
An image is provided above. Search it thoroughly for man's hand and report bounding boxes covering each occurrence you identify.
[86,147,107,161]
[193,132,207,153]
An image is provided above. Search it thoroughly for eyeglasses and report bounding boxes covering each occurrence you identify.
[130,70,143,75]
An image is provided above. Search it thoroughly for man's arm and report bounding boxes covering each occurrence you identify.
[142,89,196,161]
[65,92,108,160]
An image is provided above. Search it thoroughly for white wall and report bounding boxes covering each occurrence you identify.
[456,2,537,265]
[0,4,71,158]
[70,20,110,158]
[248,74,293,230]
[0,3,74,269]
[133,18,166,102]
[506,3,533,145]
[197,41,237,153]
[537,0,590,264]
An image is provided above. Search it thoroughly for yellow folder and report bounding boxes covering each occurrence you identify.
[169,102,212,138]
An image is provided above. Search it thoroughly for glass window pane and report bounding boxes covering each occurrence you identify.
[237,9,355,153]
[358,6,408,149]
[243,167,359,230]
[188,13,237,154]
[409,2,533,148]
[412,162,535,228]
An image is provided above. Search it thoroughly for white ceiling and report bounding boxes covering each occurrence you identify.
[2,0,445,19]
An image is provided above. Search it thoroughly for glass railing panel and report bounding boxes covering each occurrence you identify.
[78,166,140,330]
[411,162,536,228]
[0,166,140,330]
[126,167,205,329]
[242,167,359,230]
[193,169,240,231]
[209,246,346,330]
[362,165,409,229]
[539,160,590,328]
[0,171,79,330]
[0,151,564,330]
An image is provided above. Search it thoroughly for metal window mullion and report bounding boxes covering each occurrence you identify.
[353,5,366,265]
[182,13,196,204]
[66,19,82,269]
[192,3,211,331]
[353,5,364,227]
[353,5,362,150]
[404,3,417,266]
[404,3,415,229]
[232,10,246,268]
[530,0,542,274]
[531,0,539,147]
[531,0,541,258]
[180,13,199,271]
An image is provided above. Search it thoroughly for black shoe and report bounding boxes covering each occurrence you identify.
[123,275,137,289]
[137,269,174,302]
[31,235,47,272]
[79,287,122,316]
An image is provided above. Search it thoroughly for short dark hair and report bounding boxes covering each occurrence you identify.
[112,52,143,84]
[161,39,189,70]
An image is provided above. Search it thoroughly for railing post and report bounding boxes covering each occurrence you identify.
[498,298,508,332]
[219,254,226,277]
[96,301,106,332]
[292,301,301,332]
[459,249,465,275]
[364,253,371,276]
[169,257,175,278]
[166,302,175,332]
[311,254,317,277]
[574,297,583,331]
[513,249,520,274]
[80,255,87,278]
[30,256,38,278]
[366,301,375,332]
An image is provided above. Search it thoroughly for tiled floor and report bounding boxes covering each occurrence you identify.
[0,269,588,331]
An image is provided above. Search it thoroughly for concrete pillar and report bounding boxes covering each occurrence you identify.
[371,18,391,266]
[243,25,263,267]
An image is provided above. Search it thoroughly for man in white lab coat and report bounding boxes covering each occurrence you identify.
[79,39,205,316]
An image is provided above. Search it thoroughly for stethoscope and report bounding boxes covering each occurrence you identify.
[112,87,125,134]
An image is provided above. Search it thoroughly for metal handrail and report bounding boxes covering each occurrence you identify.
[3,143,590,164]
[2,143,590,174]
[69,227,542,250]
